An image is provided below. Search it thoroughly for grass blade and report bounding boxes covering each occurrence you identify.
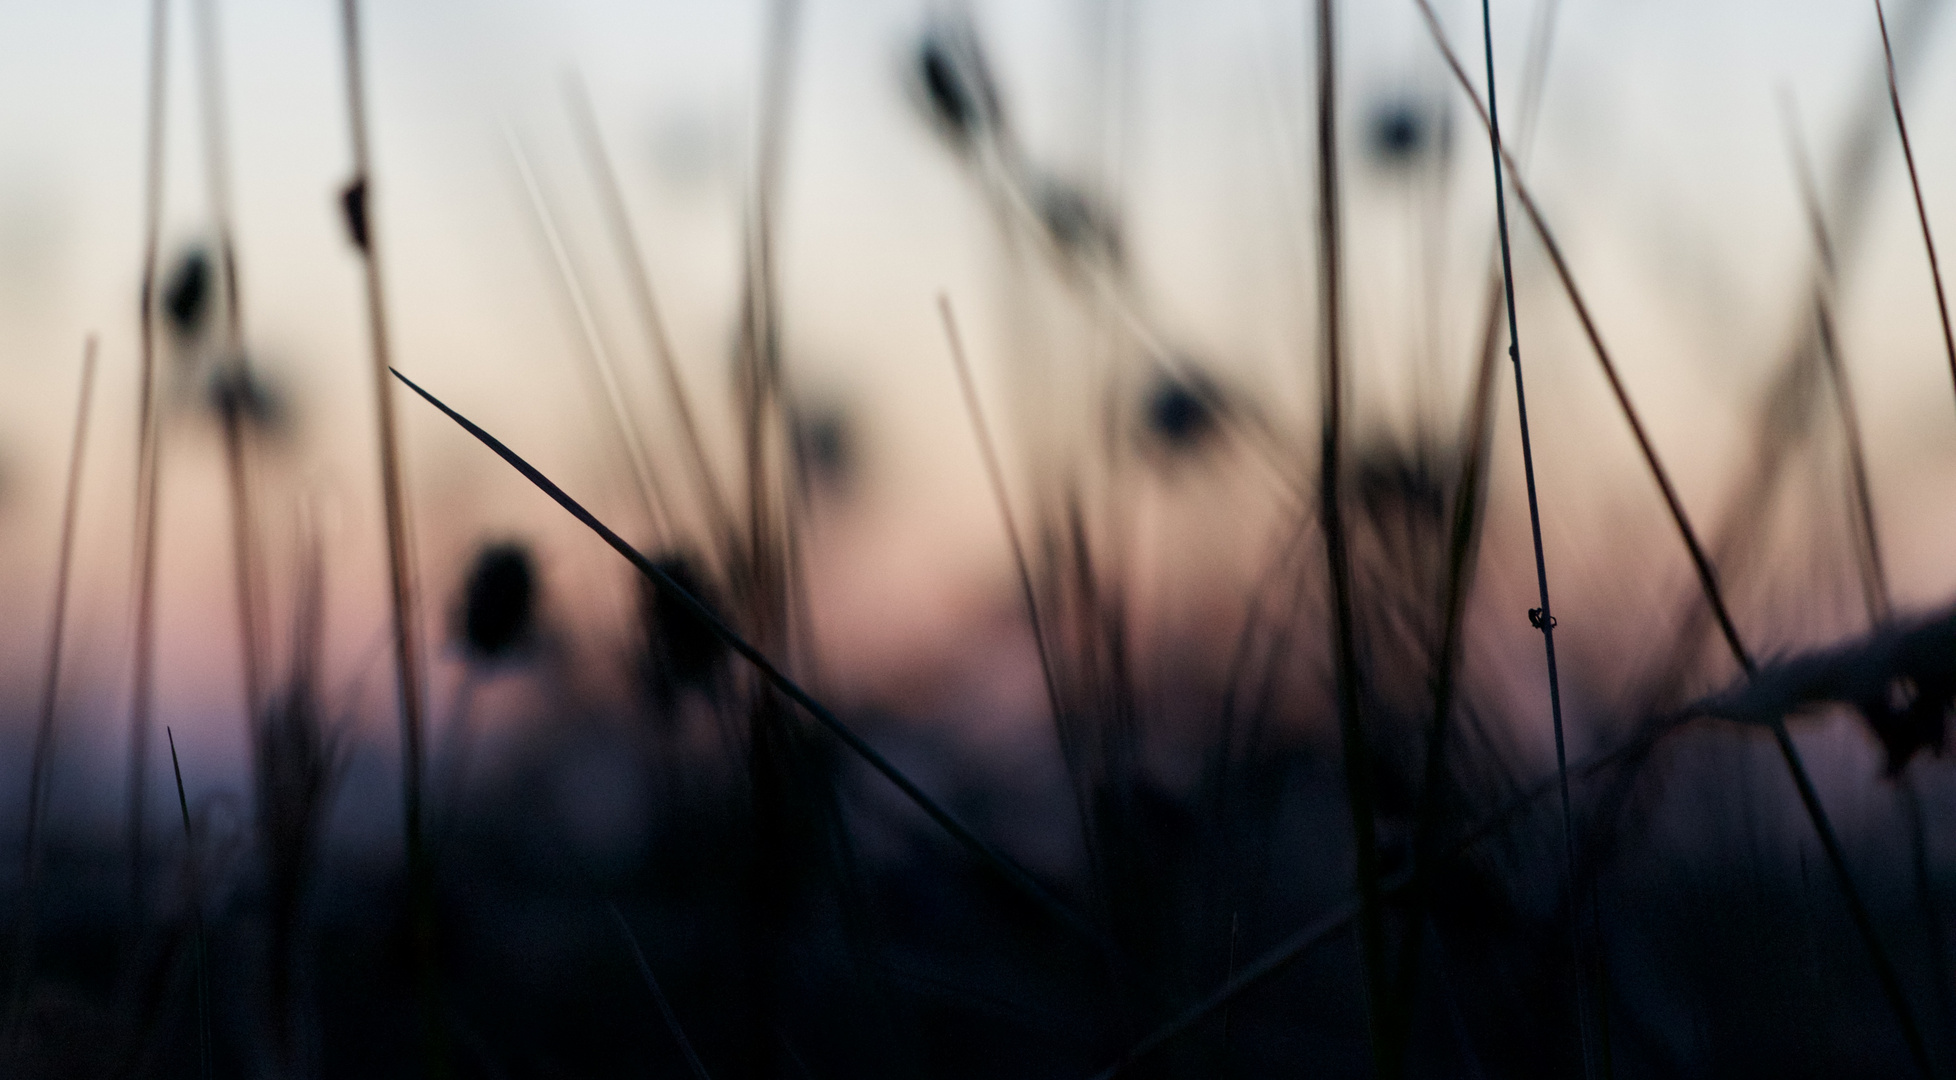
[1416,4,1934,1069]
[1465,1,1596,1074]
[389,366,1115,960]
[167,728,212,1080]
[333,1,442,1070]
[126,0,173,924]
[937,294,1105,918]
[608,903,713,1080]
[564,75,736,549]
[4,338,100,1047]
[1308,3,1392,1071]
[1874,0,1956,408]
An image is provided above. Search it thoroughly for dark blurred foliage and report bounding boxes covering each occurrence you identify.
[639,550,730,702]
[457,542,538,663]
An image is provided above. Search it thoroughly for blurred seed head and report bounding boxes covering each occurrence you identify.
[205,358,288,436]
[1030,174,1123,265]
[1366,95,1450,171]
[794,403,856,494]
[1142,368,1223,452]
[457,541,539,662]
[340,178,370,252]
[910,15,1004,153]
[163,247,213,340]
[639,550,728,699]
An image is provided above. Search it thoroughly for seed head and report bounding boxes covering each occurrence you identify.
[640,550,727,697]
[1144,370,1220,449]
[163,247,213,340]
[458,541,538,662]
[911,17,1003,152]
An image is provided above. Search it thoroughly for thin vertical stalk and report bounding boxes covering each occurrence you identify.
[1874,0,1956,407]
[332,0,440,1070]
[191,0,267,725]
[564,77,735,548]
[1783,93,1891,624]
[1470,1,1595,1076]
[1398,0,1564,1045]
[1420,2,1930,1071]
[5,339,100,1044]
[503,124,674,541]
[1310,1,1389,1071]
[126,0,173,924]
[938,294,1104,920]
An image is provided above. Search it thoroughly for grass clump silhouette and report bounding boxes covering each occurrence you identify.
[5,1,1956,1078]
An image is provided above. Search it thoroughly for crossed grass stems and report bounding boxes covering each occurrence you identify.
[476,1,1956,1076]
[381,1,1956,1077]
[16,0,1952,1073]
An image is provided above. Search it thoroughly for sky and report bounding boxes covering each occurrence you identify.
[0,0,1953,790]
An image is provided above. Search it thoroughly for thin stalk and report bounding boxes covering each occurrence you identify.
[1309,2,1389,1070]
[503,123,674,541]
[608,903,713,1080]
[5,339,100,1045]
[1875,0,1956,407]
[167,728,212,1080]
[938,293,1105,921]
[1783,94,1891,625]
[126,0,173,924]
[1469,0,1595,1075]
[1396,0,1570,1023]
[1417,7,1932,1069]
[332,1,441,1071]
[1414,0,1748,673]
[731,0,804,655]
[391,367,1116,960]
[192,0,267,725]
[564,76,736,550]
[1402,0,1564,1016]
[1088,701,1704,1080]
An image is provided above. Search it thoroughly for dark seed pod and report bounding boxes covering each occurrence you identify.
[458,542,538,661]
[639,550,727,697]
[340,177,370,252]
[911,17,1002,151]
[794,405,855,492]
[1366,96,1449,170]
[1145,371,1220,449]
[163,248,213,340]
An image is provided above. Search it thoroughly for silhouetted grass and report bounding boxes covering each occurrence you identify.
[2,5,1955,1078]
